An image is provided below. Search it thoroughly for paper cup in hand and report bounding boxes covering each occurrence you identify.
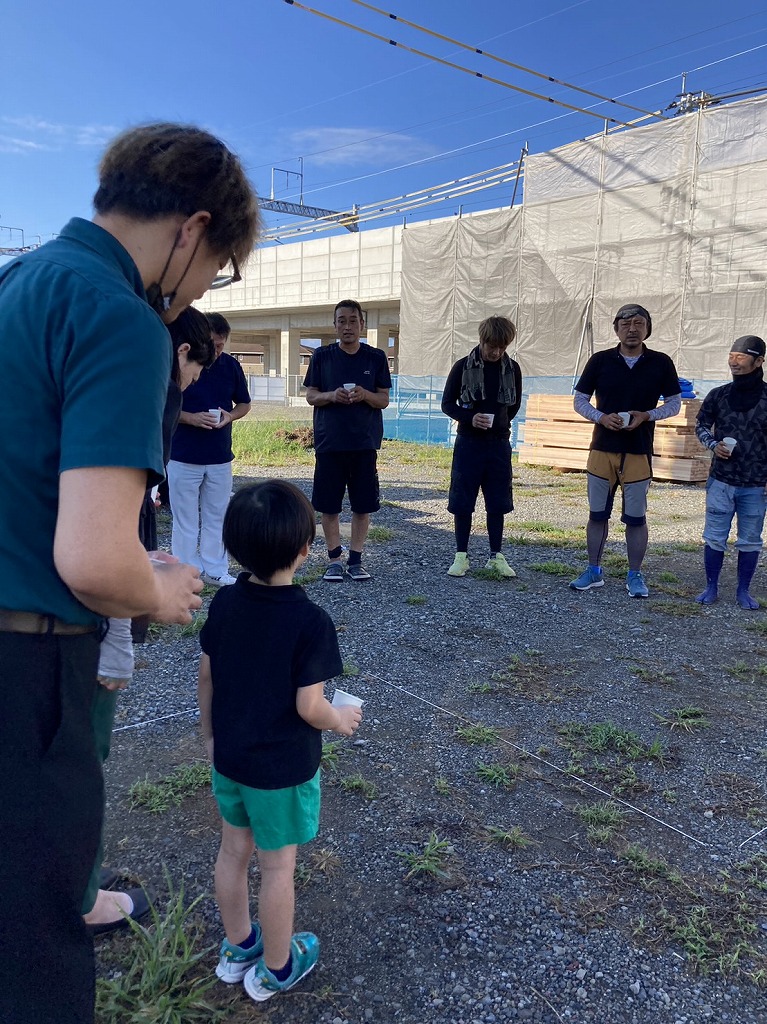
[618,412,631,428]
[723,436,737,452]
[208,408,222,424]
[343,383,356,391]
[332,688,363,709]
[486,413,495,427]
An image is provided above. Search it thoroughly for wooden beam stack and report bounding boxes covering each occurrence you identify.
[519,395,710,483]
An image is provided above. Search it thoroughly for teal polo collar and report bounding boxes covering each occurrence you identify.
[58,218,147,300]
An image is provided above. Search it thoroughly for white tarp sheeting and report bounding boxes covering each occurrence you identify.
[399,95,767,382]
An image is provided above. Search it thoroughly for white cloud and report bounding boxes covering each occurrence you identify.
[285,127,437,168]
[0,134,52,154]
[0,116,117,151]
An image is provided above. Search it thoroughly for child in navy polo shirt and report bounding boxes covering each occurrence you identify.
[198,480,362,1002]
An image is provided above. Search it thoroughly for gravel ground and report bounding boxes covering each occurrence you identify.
[99,459,766,1024]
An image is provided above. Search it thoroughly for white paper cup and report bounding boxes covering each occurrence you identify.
[723,436,737,452]
[618,412,631,428]
[208,408,222,424]
[343,383,356,391]
[331,688,364,709]
[486,413,495,427]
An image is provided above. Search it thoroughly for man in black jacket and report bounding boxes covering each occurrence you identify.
[695,335,767,609]
[441,316,522,578]
[569,303,681,598]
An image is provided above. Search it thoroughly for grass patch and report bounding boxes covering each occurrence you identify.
[602,552,629,576]
[485,825,533,848]
[576,801,627,843]
[367,525,394,542]
[342,660,360,677]
[529,560,572,576]
[657,570,682,584]
[295,564,327,585]
[654,706,710,731]
[656,601,703,617]
[129,763,210,814]
[378,439,453,469]
[673,541,700,552]
[399,833,451,881]
[476,761,520,788]
[320,740,342,772]
[405,594,427,605]
[472,566,515,581]
[179,613,206,638]
[339,773,378,800]
[511,521,583,548]
[96,881,222,1024]
[455,723,499,746]
[232,420,314,466]
[434,776,451,796]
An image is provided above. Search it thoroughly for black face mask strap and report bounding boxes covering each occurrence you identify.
[146,231,182,316]
[161,235,204,314]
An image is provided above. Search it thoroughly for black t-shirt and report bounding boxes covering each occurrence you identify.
[441,354,523,440]
[303,343,392,453]
[199,575,343,789]
[575,344,680,456]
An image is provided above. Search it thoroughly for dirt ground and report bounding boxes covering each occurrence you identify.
[98,461,766,1024]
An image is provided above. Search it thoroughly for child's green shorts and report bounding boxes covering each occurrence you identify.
[212,768,320,850]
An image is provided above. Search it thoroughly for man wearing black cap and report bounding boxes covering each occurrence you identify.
[569,303,681,598]
[695,335,767,609]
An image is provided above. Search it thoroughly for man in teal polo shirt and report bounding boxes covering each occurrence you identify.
[0,123,260,1024]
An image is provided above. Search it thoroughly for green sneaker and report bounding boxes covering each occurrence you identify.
[447,552,469,577]
[215,923,264,983]
[243,932,319,1002]
[484,553,516,578]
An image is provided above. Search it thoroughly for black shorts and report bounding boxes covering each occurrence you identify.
[312,450,380,514]
[448,434,513,516]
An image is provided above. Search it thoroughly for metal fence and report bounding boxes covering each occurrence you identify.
[247,373,722,445]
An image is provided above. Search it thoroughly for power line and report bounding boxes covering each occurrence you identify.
[347,0,665,121]
[282,0,647,128]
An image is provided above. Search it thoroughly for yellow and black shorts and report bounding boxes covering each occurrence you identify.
[586,450,651,527]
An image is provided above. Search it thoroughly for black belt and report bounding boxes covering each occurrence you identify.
[0,610,97,636]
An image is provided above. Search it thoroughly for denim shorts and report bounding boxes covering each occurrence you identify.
[702,478,766,553]
[212,768,320,851]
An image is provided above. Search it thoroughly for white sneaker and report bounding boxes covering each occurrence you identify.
[204,572,237,587]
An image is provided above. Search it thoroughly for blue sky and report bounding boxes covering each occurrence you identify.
[2,0,766,252]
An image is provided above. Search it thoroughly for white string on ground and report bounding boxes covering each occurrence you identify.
[362,671,710,848]
[112,671,761,853]
[112,708,198,733]
[738,825,767,849]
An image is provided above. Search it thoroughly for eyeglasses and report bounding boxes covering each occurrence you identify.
[210,255,242,290]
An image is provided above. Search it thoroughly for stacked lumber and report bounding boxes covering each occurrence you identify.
[519,395,710,483]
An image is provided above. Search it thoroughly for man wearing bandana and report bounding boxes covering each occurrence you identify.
[0,123,259,1024]
[569,303,681,598]
[695,335,767,609]
[441,316,522,578]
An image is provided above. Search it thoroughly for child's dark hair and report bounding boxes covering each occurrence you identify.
[167,307,215,385]
[223,481,316,582]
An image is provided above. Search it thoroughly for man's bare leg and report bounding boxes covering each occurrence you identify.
[350,512,370,556]
[321,514,342,560]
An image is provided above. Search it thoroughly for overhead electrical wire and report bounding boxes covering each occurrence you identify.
[281,0,651,128]
[265,38,767,223]
[347,0,665,121]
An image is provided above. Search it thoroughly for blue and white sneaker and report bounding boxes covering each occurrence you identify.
[626,571,649,598]
[243,932,319,1002]
[569,567,604,591]
[215,923,264,983]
